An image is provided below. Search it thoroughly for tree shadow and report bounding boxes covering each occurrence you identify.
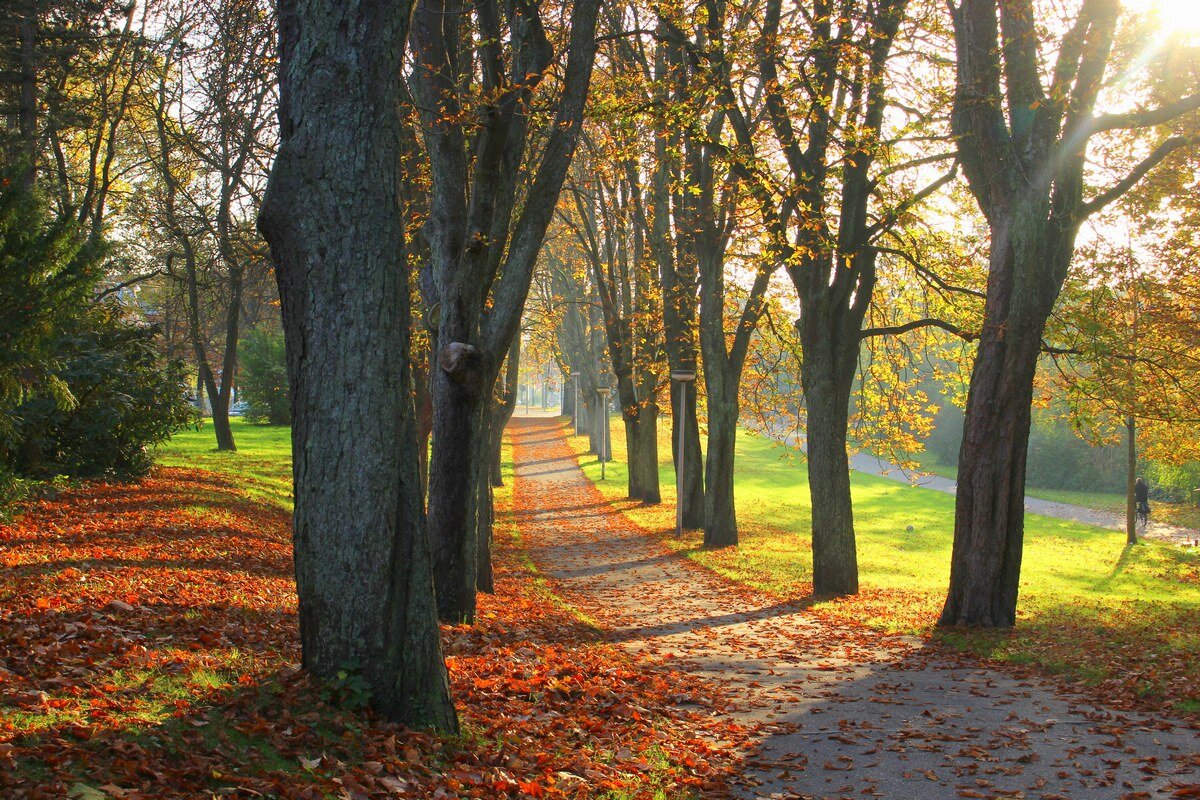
[1094,541,1139,592]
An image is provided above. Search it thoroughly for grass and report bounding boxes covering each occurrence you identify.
[913,450,1200,530]
[156,418,293,510]
[566,413,1200,713]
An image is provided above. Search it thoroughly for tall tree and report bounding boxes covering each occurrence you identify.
[651,0,781,548]
[941,0,1200,627]
[259,0,456,729]
[143,0,276,451]
[563,153,665,504]
[408,0,601,623]
[746,0,962,593]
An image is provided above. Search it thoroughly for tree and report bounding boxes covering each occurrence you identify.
[744,0,963,593]
[940,0,1200,627]
[408,0,601,623]
[645,12,705,530]
[562,143,665,503]
[1049,237,1200,542]
[258,0,456,730]
[0,0,149,227]
[641,0,782,548]
[530,241,607,447]
[0,168,99,467]
[238,327,288,424]
[142,0,276,452]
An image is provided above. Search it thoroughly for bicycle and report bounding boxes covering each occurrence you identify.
[1136,501,1149,530]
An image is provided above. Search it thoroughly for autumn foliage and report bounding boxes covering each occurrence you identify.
[1,467,737,798]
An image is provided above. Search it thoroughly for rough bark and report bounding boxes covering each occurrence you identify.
[667,378,704,528]
[702,379,738,548]
[799,324,860,596]
[624,407,660,502]
[936,0,1180,627]
[258,0,455,731]
[941,245,1045,627]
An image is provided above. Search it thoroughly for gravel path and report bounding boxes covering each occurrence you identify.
[510,416,1200,800]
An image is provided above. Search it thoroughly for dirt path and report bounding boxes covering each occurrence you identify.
[509,417,1199,800]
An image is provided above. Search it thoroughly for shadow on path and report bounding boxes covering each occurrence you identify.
[507,416,1200,800]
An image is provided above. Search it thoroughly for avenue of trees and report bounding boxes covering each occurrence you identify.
[5,0,1200,730]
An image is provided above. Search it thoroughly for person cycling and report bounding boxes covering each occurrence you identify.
[1135,476,1150,528]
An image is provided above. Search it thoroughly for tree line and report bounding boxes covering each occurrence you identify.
[5,0,1199,731]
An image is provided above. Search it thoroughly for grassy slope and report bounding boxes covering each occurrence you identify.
[567,413,1200,713]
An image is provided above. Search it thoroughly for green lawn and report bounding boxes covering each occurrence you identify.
[914,450,1200,530]
[156,418,293,510]
[567,413,1200,712]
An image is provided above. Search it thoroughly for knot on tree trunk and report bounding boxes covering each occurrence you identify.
[439,341,482,387]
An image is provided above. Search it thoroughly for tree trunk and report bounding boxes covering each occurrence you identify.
[415,360,433,501]
[940,344,1038,627]
[669,379,705,528]
[493,335,521,487]
[576,383,590,442]
[589,391,605,455]
[210,391,236,451]
[798,318,860,597]
[1126,415,1137,544]
[703,389,738,548]
[474,428,495,594]
[476,335,521,594]
[939,233,1048,628]
[561,375,573,417]
[427,357,485,623]
[258,0,455,731]
[624,405,661,503]
[181,242,236,451]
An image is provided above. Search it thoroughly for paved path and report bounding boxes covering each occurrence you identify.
[769,427,1199,547]
[510,416,1199,800]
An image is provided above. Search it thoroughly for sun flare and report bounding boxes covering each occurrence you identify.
[1132,0,1200,32]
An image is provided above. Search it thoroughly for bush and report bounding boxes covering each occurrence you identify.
[13,308,198,478]
[239,328,290,425]
[925,403,1126,492]
[0,169,99,455]
[1144,461,1200,504]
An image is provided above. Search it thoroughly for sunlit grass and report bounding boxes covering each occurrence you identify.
[914,450,1200,529]
[156,419,293,511]
[566,412,1200,710]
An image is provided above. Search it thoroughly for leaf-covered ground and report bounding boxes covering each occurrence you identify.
[1,453,739,798]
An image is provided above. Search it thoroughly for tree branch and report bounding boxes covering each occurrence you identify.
[1077,135,1197,218]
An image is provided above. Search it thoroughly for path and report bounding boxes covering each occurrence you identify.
[771,427,1198,547]
[510,416,1199,800]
